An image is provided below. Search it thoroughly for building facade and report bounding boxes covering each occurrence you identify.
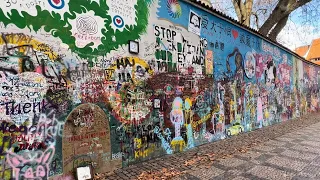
[295,38,320,64]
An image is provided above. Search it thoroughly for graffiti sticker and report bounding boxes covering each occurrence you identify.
[188,10,201,36]
[48,0,65,9]
[113,15,124,28]
[167,0,182,18]
[244,51,256,79]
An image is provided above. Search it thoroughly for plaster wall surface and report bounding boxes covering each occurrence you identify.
[0,0,317,179]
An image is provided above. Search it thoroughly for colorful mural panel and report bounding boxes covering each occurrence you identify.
[0,0,319,179]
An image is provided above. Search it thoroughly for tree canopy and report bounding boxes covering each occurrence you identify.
[211,0,317,42]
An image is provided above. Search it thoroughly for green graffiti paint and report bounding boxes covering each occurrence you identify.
[0,0,150,59]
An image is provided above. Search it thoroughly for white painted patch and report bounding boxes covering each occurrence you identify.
[69,11,106,49]
[1,0,70,20]
[90,0,101,5]
[0,72,48,124]
[107,0,138,32]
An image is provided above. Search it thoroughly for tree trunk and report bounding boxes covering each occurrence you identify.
[232,0,253,27]
[268,15,289,41]
[259,0,312,39]
[229,0,312,41]
[259,0,292,35]
[243,0,253,26]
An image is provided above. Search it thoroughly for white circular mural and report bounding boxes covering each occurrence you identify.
[244,51,256,79]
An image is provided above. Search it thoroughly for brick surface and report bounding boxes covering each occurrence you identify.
[264,140,287,147]
[236,151,261,160]
[231,176,251,180]
[217,158,247,167]
[247,165,295,180]
[297,165,320,178]
[266,156,308,171]
[281,149,318,161]
[188,166,224,179]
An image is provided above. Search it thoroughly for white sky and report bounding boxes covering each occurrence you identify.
[277,20,320,50]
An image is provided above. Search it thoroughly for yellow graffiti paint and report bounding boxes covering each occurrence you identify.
[171,139,185,151]
[213,104,220,113]
[0,34,71,86]
[192,112,212,129]
[0,34,58,60]
[134,144,156,159]
[0,132,13,179]
[264,109,270,119]
[106,57,153,84]
[134,138,142,149]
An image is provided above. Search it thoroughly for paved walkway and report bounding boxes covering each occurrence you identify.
[178,122,320,180]
[100,113,320,180]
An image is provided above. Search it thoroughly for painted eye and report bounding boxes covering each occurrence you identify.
[24,168,34,179]
[36,166,46,177]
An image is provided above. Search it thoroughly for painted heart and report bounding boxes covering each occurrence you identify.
[116,18,122,24]
[53,0,61,4]
[232,30,239,39]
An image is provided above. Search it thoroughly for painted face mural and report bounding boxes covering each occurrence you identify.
[266,60,277,87]
[245,51,256,79]
[170,97,184,139]
[0,0,318,179]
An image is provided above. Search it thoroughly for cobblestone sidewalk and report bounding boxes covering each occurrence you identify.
[180,120,320,179]
[101,112,320,180]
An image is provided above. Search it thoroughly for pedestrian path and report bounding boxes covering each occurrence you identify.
[179,122,320,180]
[100,113,320,180]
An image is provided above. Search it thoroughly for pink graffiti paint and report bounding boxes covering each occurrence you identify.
[7,147,55,180]
[257,97,263,127]
[254,53,265,79]
[170,97,184,139]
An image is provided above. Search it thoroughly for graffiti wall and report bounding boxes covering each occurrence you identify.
[0,0,318,179]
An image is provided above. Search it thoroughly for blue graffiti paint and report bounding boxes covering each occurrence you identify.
[154,126,173,154]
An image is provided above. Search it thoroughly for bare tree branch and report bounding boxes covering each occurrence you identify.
[290,0,312,11]
[258,0,292,35]
[259,0,312,38]
[232,0,243,22]
[269,15,289,40]
[212,0,316,42]
[251,11,260,29]
[231,0,253,26]
[244,0,253,25]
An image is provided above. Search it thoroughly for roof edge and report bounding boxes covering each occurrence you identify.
[183,0,320,67]
[305,38,320,60]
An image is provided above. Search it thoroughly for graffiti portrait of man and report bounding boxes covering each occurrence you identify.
[265,60,277,87]
[190,13,200,28]
[244,51,256,79]
[188,10,201,35]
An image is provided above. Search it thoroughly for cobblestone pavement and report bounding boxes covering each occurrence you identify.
[178,122,320,180]
[101,113,320,180]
